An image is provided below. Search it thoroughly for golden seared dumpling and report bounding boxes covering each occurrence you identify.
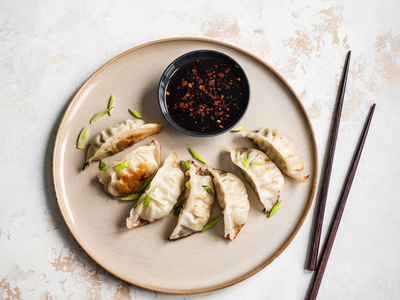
[97,140,161,197]
[83,119,163,169]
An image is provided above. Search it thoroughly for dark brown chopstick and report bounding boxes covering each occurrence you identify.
[307,51,352,270]
[307,103,376,300]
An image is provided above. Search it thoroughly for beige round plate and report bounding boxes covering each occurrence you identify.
[53,38,317,294]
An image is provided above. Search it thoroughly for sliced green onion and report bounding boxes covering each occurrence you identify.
[77,126,90,150]
[188,147,208,164]
[251,161,267,166]
[129,109,142,119]
[202,185,213,195]
[173,199,184,217]
[144,186,157,208]
[269,201,281,218]
[181,160,191,169]
[121,193,141,201]
[108,95,115,116]
[230,125,245,132]
[99,160,107,170]
[115,158,131,171]
[136,174,155,193]
[201,215,222,233]
[193,222,199,227]
[236,149,240,162]
[135,186,156,209]
[141,194,152,208]
[243,155,249,169]
[134,195,147,208]
[90,107,114,124]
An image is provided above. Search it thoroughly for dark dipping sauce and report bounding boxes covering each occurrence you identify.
[166,58,248,134]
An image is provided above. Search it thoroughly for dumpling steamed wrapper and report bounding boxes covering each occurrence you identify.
[226,147,284,213]
[83,119,163,169]
[169,161,215,240]
[245,128,308,182]
[126,152,185,229]
[206,166,249,241]
[97,140,161,197]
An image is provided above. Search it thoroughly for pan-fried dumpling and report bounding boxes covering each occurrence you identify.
[97,140,161,197]
[83,119,164,170]
[169,161,215,240]
[245,128,308,182]
[226,147,284,213]
[206,166,249,241]
[126,152,185,229]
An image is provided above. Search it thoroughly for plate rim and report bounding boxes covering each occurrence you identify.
[52,37,318,294]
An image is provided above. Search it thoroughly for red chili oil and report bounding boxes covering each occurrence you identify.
[166,58,247,134]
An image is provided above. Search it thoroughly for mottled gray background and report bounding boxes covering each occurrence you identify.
[1,0,399,299]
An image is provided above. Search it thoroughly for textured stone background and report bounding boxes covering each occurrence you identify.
[1,0,399,299]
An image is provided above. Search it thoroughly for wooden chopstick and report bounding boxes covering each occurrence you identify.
[307,51,352,270]
[307,103,376,300]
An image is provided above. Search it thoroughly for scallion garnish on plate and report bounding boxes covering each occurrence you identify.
[115,158,131,171]
[201,215,222,233]
[202,185,213,195]
[251,161,267,166]
[136,175,155,193]
[181,160,191,169]
[108,95,115,116]
[129,109,142,119]
[269,201,281,218]
[77,126,90,150]
[90,107,114,124]
[99,160,107,170]
[135,186,157,209]
[230,125,245,132]
[188,147,208,164]
[173,199,184,217]
[121,193,142,201]
[243,155,249,169]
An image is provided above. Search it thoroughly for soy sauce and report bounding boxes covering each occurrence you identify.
[166,58,247,134]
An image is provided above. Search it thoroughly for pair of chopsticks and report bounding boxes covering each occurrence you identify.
[306,51,376,299]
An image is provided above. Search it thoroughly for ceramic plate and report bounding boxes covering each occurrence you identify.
[53,38,317,294]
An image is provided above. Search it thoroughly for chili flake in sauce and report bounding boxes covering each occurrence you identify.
[166,58,247,134]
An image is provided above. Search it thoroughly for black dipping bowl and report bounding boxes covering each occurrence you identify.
[158,50,250,137]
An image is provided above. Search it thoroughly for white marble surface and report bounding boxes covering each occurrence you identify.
[1,0,399,299]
